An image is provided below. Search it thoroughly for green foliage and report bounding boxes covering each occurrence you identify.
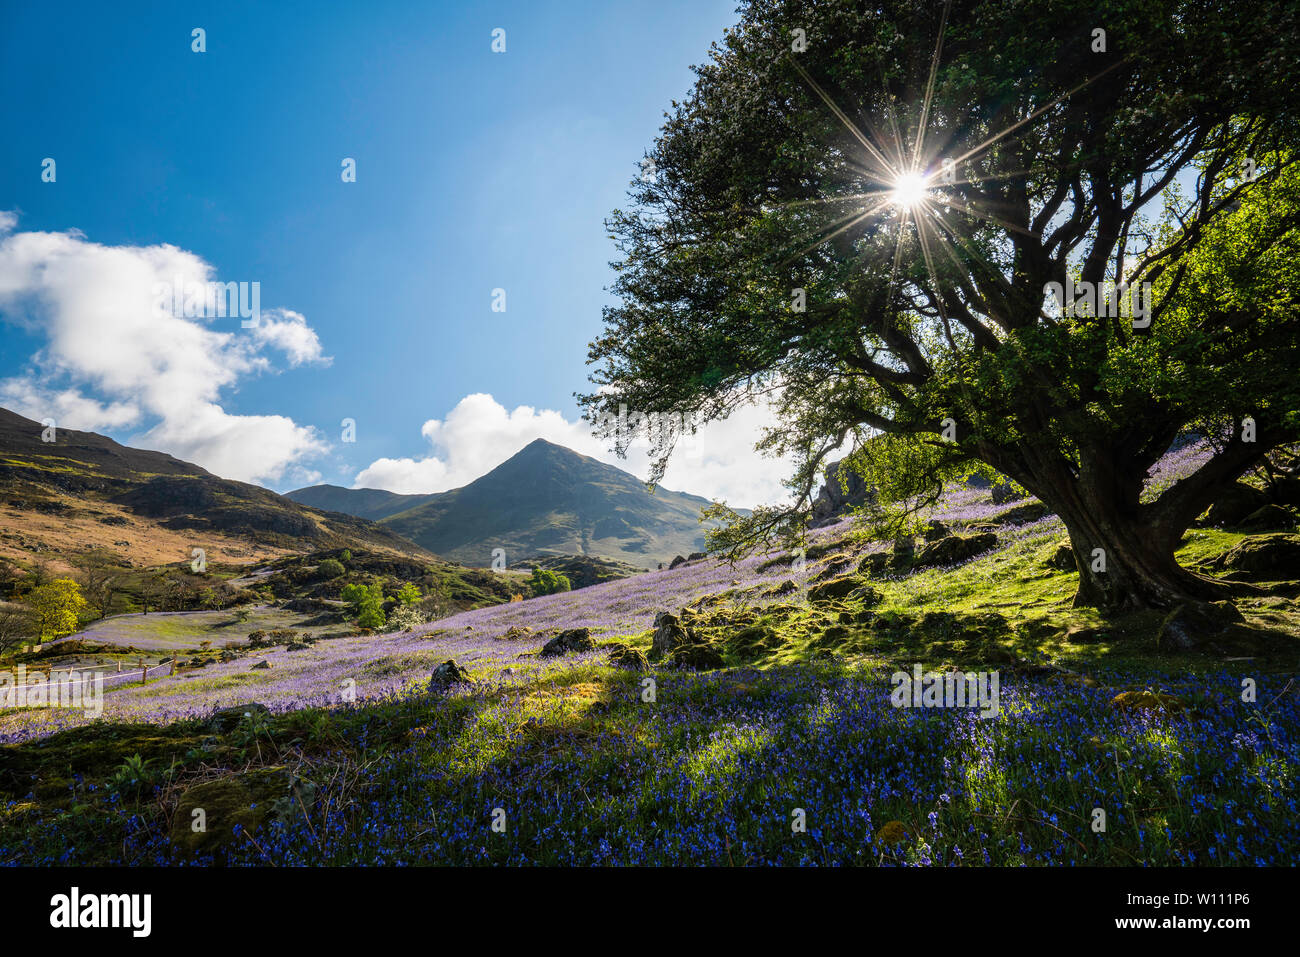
[317,558,345,580]
[581,0,1300,610]
[528,567,571,597]
[340,582,386,629]
[395,582,422,606]
[28,578,87,642]
[109,753,157,799]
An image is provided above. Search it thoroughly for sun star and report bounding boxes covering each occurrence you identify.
[890,171,929,209]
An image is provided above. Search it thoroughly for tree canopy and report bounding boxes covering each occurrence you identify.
[581,0,1300,614]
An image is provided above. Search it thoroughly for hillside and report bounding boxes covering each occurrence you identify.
[293,439,723,568]
[0,407,429,571]
[282,484,432,521]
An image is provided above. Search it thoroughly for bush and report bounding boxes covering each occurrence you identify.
[528,568,571,598]
[340,582,385,629]
[317,558,345,580]
[386,605,427,633]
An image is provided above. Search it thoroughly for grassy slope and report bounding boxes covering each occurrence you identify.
[2,491,1297,865]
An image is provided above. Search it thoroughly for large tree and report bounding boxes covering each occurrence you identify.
[582,0,1300,614]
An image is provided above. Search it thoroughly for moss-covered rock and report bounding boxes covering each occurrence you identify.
[1108,690,1187,716]
[170,767,311,857]
[914,533,999,569]
[671,642,725,670]
[1156,601,1244,651]
[539,628,595,657]
[605,642,650,671]
[1216,534,1300,581]
[1045,540,1075,571]
[808,575,863,602]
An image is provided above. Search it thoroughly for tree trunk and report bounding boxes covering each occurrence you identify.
[1011,454,1232,614]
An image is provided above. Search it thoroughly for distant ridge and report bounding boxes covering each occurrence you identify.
[0,407,429,568]
[289,439,725,568]
[283,484,433,521]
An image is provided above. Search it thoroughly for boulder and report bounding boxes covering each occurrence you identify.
[914,533,999,569]
[1156,601,1245,651]
[668,555,687,570]
[1201,482,1270,528]
[809,459,875,527]
[500,626,534,641]
[539,628,595,657]
[813,554,854,580]
[858,552,890,576]
[170,767,308,857]
[808,575,862,603]
[650,611,694,659]
[991,482,1025,505]
[890,537,916,571]
[250,660,270,670]
[606,643,650,671]
[1235,504,1297,533]
[210,702,270,732]
[671,642,725,671]
[686,552,707,562]
[429,659,472,688]
[923,520,950,542]
[1045,540,1075,571]
[1217,534,1300,581]
[765,578,799,597]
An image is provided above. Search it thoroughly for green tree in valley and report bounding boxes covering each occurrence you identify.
[28,579,87,642]
[340,582,386,629]
[528,568,572,597]
[581,0,1300,620]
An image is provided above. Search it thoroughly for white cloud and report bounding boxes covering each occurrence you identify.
[0,211,17,235]
[353,393,796,507]
[251,309,330,367]
[0,215,329,484]
[0,380,140,433]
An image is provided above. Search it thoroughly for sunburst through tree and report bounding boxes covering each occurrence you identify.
[584,0,1300,618]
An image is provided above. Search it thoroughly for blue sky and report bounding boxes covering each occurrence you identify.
[0,0,793,505]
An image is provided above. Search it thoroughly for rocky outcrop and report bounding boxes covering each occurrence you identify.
[170,767,313,857]
[430,659,473,687]
[1156,601,1244,651]
[1200,482,1270,528]
[1215,534,1300,581]
[605,643,650,671]
[539,628,596,657]
[991,481,1025,505]
[1235,505,1297,532]
[914,533,999,569]
[671,642,725,670]
[810,460,874,528]
[650,611,693,659]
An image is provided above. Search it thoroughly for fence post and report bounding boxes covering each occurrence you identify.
[141,665,148,685]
